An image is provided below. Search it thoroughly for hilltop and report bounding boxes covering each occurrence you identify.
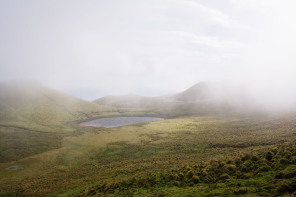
[173,82,212,102]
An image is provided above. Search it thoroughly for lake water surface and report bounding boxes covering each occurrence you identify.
[81,117,163,128]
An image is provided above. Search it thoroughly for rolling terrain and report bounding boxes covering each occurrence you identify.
[0,80,102,125]
[93,94,154,108]
[94,82,259,117]
[0,80,108,163]
[1,80,296,196]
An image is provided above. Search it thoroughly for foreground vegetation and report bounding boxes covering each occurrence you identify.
[1,114,296,196]
[83,140,296,196]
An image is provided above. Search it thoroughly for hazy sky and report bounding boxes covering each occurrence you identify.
[1,0,296,100]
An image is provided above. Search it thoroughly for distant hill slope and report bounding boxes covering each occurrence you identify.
[0,80,105,162]
[92,82,217,108]
[0,80,101,128]
[93,94,159,108]
[173,82,214,102]
[173,81,248,102]
[93,81,256,116]
[93,81,245,105]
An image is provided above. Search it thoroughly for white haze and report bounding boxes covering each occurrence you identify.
[1,0,296,111]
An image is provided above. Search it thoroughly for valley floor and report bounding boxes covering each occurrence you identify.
[1,113,296,196]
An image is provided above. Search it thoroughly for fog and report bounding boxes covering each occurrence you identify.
[1,0,296,111]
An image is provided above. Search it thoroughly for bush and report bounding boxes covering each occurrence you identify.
[276,180,296,195]
[257,165,271,173]
[280,165,296,179]
[177,173,184,181]
[226,164,237,173]
[240,173,252,179]
[234,187,248,194]
[186,170,195,179]
[191,175,200,184]
[271,147,278,154]
[200,169,209,178]
[172,181,180,186]
[275,172,284,179]
[290,156,296,164]
[284,151,292,159]
[167,173,177,181]
[219,173,230,180]
[251,155,259,162]
[266,152,273,161]
[203,175,213,183]
[156,191,166,197]
[242,154,251,162]
[280,158,290,165]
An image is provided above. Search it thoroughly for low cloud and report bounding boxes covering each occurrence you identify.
[1,0,296,107]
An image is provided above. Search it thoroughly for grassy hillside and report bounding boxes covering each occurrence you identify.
[0,80,108,162]
[83,140,296,196]
[92,82,232,106]
[93,94,173,113]
[174,82,211,102]
[1,114,296,196]
[93,94,150,107]
[93,93,186,117]
[0,80,103,127]
[93,82,257,116]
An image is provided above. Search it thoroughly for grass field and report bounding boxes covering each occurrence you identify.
[1,113,296,196]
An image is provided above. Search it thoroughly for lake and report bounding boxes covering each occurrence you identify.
[80,116,164,128]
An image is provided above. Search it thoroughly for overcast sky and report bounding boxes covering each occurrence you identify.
[1,0,296,100]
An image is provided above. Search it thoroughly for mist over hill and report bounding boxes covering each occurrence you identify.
[1,79,295,120]
[94,81,296,115]
[0,80,102,126]
[0,80,105,162]
[93,94,153,108]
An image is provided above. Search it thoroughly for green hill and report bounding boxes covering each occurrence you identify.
[93,94,154,108]
[92,82,257,116]
[93,82,224,107]
[0,80,103,162]
[174,82,212,102]
[0,80,102,129]
[93,93,176,116]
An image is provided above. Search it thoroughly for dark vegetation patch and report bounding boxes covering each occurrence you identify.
[81,141,296,197]
[0,127,62,162]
